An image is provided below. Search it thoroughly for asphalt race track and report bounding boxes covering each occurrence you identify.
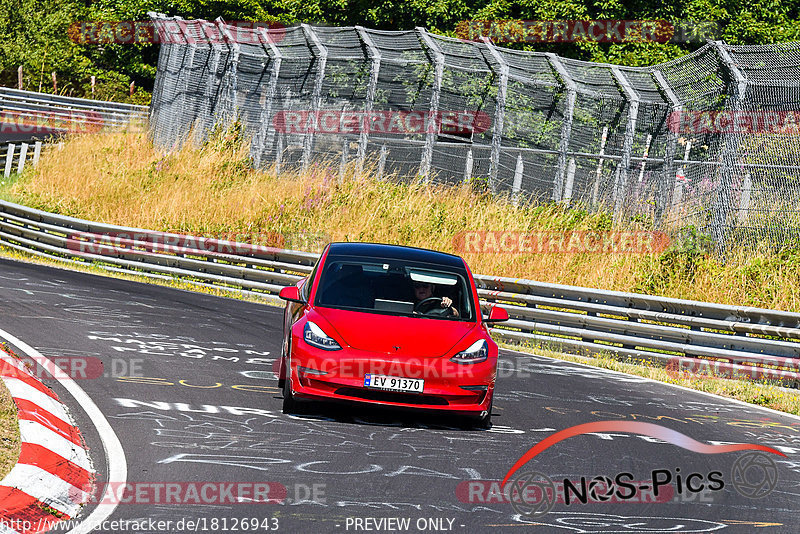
[1,256,799,533]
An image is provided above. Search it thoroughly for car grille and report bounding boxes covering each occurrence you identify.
[334,387,449,406]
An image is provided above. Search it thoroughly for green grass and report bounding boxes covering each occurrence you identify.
[0,344,21,480]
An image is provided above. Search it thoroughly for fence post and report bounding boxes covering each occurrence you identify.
[17,66,23,90]
[216,18,241,129]
[253,27,283,168]
[416,28,444,182]
[512,154,524,205]
[355,27,381,177]
[301,24,328,170]
[481,37,508,195]
[738,173,752,223]
[671,141,692,212]
[464,148,474,183]
[339,138,350,182]
[711,41,748,251]
[377,145,387,181]
[592,126,609,206]
[275,134,284,176]
[4,145,15,178]
[610,67,640,220]
[201,20,224,141]
[174,18,198,141]
[652,69,681,226]
[546,53,577,203]
[564,157,576,205]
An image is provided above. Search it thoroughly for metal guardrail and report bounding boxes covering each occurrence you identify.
[0,88,148,130]
[2,198,799,386]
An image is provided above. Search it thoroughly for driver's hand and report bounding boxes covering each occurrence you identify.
[441,297,452,308]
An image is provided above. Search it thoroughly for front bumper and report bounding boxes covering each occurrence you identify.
[286,337,496,414]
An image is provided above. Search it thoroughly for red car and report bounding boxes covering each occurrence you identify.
[277,242,508,428]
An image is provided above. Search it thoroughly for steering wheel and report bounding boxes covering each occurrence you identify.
[413,297,453,316]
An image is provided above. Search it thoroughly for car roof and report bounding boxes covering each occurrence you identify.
[326,242,466,269]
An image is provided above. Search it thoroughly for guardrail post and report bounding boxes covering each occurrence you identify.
[355,27,381,177]
[416,28,444,183]
[302,24,328,170]
[253,27,283,169]
[652,69,681,226]
[4,145,15,178]
[611,67,640,220]
[481,38,508,195]
[711,41,748,251]
[546,53,577,203]
[17,143,29,175]
[216,18,241,129]
[32,141,42,168]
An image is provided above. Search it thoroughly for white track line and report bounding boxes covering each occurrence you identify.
[0,329,128,533]
[503,347,800,423]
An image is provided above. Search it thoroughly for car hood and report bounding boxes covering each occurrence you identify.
[312,308,477,357]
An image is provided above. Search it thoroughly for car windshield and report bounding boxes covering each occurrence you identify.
[314,256,475,321]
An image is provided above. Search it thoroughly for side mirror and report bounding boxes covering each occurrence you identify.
[484,306,509,323]
[279,286,305,304]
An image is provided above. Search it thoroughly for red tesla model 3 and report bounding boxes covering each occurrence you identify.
[277,242,508,428]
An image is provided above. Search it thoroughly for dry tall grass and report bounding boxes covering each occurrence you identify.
[4,129,800,311]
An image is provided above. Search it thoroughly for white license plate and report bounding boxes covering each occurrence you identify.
[364,374,424,394]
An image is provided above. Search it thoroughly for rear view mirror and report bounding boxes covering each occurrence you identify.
[484,306,509,323]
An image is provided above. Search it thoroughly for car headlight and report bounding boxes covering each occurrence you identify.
[303,321,342,351]
[450,339,488,364]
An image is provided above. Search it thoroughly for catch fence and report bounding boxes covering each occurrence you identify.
[147,14,800,250]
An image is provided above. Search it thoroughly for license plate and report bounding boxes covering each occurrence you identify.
[364,374,424,394]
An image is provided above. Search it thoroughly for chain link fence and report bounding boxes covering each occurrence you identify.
[147,13,800,251]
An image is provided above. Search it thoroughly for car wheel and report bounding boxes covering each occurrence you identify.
[277,338,287,390]
[282,351,298,414]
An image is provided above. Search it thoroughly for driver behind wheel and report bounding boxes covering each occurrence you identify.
[412,281,459,317]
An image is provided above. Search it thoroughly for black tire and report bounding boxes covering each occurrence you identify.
[282,352,298,414]
[472,397,493,430]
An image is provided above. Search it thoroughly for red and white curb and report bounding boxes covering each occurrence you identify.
[0,348,95,534]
